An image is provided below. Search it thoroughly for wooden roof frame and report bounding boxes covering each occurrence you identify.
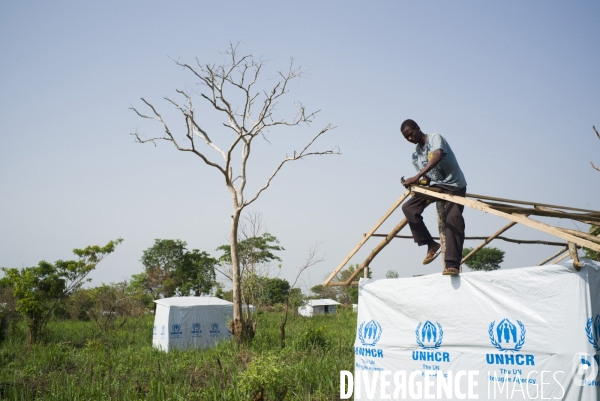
[323,186,600,287]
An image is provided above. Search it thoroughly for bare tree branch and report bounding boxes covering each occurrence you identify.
[244,124,339,207]
[131,46,339,343]
[592,126,600,172]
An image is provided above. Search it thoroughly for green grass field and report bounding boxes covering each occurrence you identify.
[0,309,357,400]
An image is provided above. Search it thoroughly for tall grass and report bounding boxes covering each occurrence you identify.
[0,309,357,400]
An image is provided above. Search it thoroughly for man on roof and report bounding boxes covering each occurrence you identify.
[400,119,467,276]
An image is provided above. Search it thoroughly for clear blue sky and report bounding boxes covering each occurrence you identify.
[1,1,599,292]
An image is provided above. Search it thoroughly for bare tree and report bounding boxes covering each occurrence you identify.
[592,126,599,172]
[130,44,338,342]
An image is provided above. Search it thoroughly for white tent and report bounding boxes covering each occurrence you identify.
[353,260,600,400]
[298,298,340,317]
[152,296,232,352]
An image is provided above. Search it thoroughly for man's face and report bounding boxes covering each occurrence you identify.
[401,126,421,144]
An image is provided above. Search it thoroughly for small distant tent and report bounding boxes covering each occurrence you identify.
[298,299,340,317]
[152,296,232,352]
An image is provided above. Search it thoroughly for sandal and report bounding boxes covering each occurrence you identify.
[422,243,441,265]
[442,267,460,276]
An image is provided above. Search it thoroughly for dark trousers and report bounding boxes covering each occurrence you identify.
[401,185,466,268]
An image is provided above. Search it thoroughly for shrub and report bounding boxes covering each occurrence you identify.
[239,353,288,400]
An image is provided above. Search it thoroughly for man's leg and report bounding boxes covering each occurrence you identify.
[442,186,467,268]
[402,195,436,249]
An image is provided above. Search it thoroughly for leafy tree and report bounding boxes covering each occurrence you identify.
[461,246,505,271]
[131,44,338,342]
[217,231,284,338]
[178,249,218,296]
[583,225,600,262]
[217,233,284,278]
[134,239,217,301]
[386,270,400,279]
[309,284,338,300]
[262,277,290,306]
[1,238,122,343]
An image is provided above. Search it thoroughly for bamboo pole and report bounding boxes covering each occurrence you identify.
[461,221,518,267]
[410,186,600,253]
[322,190,411,286]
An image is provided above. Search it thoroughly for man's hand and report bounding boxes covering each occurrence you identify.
[402,175,421,188]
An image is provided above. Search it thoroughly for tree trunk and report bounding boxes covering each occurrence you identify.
[230,209,245,343]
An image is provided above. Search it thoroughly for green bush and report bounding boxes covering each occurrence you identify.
[295,325,328,350]
[239,353,289,400]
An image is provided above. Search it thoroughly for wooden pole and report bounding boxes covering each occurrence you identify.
[568,242,582,271]
[371,234,566,246]
[410,187,600,253]
[322,190,411,286]
[536,246,569,266]
[461,221,518,267]
[465,193,600,214]
[343,211,423,285]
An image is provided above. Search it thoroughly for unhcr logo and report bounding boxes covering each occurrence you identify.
[486,318,535,366]
[358,320,382,346]
[412,320,449,363]
[415,321,443,350]
[171,323,183,336]
[585,314,600,352]
[209,322,220,336]
[191,322,202,337]
[355,320,384,358]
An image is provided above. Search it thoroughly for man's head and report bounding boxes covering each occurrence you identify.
[400,119,423,144]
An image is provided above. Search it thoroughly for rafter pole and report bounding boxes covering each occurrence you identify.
[343,205,429,285]
[323,189,411,286]
[536,246,569,266]
[343,218,410,285]
[410,186,600,253]
[461,221,519,267]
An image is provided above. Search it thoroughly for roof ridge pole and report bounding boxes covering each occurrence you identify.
[322,189,411,286]
[410,186,600,253]
[460,221,519,267]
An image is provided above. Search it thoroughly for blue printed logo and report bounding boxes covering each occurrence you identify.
[416,321,444,350]
[209,322,220,337]
[153,325,157,336]
[585,315,600,352]
[489,318,526,352]
[358,320,382,347]
[160,325,166,337]
[191,322,201,337]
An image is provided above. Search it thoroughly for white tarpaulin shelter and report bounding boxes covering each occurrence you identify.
[298,299,340,317]
[353,260,600,400]
[153,296,232,352]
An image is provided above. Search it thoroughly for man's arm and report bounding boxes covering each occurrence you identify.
[402,149,442,188]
